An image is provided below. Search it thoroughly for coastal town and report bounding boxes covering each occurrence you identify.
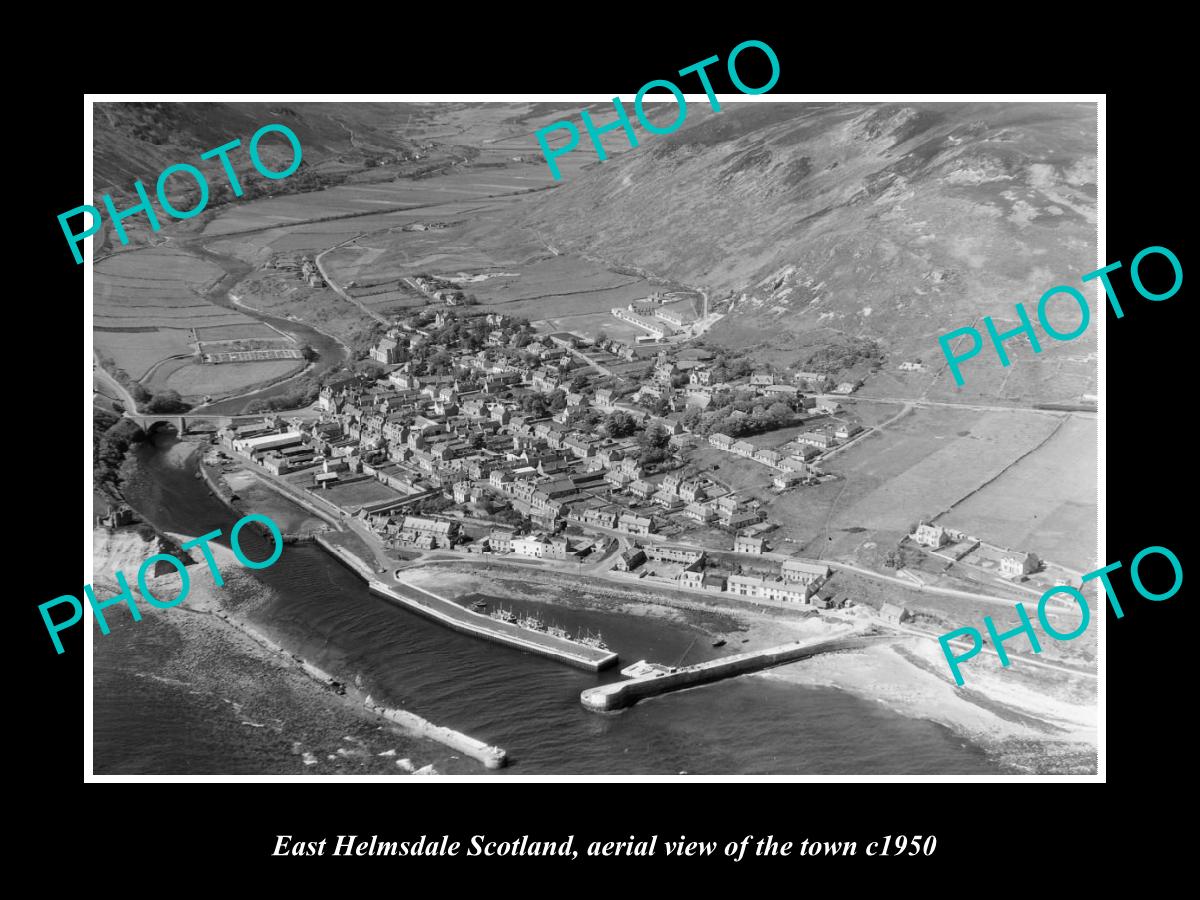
[183,298,1081,653]
[89,99,1099,777]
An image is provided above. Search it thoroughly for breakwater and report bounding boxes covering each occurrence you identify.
[364,696,507,769]
[580,634,881,711]
[214,611,506,769]
[315,536,619,672]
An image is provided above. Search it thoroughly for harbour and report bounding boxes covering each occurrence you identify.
[316,536,619,672]
[97,435,1009,775]
[580,634,883,712]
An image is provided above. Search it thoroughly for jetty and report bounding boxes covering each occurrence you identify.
[364,696,507,770]
[316,536,619,672]
[580,634,880,711]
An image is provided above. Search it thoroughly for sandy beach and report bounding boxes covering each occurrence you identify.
[400,561,1097,774]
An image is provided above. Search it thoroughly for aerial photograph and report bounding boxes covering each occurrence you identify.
[88,99,1098,776]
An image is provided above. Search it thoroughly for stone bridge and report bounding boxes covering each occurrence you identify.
[124,413,274,435]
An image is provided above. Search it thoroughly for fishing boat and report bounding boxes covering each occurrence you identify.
[470,600,489,612]
[519,613,547,632]
[711,638,726,648]
[546,624,570,639]
[579,628,609,650]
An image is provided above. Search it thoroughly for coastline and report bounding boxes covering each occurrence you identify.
[398,561,1097,774]
[127,439,1095,775]
[92,527,462,774]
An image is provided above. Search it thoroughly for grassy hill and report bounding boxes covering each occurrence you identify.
[522,102,1098,402]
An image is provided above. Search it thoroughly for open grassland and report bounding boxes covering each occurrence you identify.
[194,323,283,342]
[764,407,1067,559]
[201,171,553,238]
[95,329,194,381]
[160,359,304,397]
[939,414,1096,571]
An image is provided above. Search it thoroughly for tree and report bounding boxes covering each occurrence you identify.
[570,374,590,393]
[145,390,190,413]
[639,423,670,450]
[547,389,567,412]
[767,401,793,423]
[603,411,636,438]
[645,396,670,417]
[468,431,487,449]
[299,344,317,362]
[355,360,386,381]
[131,383,152,403]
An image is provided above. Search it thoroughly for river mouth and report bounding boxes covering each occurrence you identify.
[98,436,1011,775]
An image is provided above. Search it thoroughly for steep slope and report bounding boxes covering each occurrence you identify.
[524,102,1098,401]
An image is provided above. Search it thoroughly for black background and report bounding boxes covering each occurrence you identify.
[18,21,1190,883]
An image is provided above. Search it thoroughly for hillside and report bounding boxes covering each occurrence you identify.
[523,102,1098,402]
[89,102,466,253]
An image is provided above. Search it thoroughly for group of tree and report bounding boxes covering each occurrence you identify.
[637,422,672,466]
[241,376,322,414]
[144,390,191,414]
[93,408,145,492]
[601,410,637,438]
[685,395,799,438]
[565,406,603,430]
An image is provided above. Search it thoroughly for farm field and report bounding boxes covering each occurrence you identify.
[194,323,283,341]
[535,312,643,344]
[763,407,1067,560]
[687,446,775,494]
[95,247,260,382]
[201,171,552,238]
[159,359,304,397]
[307,477,405,509]
[94,329,194,381]
[939,414,1096,571]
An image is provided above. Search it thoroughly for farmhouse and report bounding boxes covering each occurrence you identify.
[1001,551,1041,577]
[914,523,948,548]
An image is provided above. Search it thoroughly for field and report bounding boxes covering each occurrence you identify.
[687,446,775,494]
[939,414,1096,571]
[761,406,1071,560]
[94,246,285,397]
[305,477,405,509]
[158,359,304,396]
[193,323,283,341]
[94,328,194,380]
[536,312,644,344]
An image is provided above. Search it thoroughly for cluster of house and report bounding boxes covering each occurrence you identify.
[404,273,466,305]
[705,413,862,481]
[361,513,459,550]
[269,254,324,288]
[612,544,835,606]
[611,304,674,342]
[214,307,872,573]
[911,522,1042,578]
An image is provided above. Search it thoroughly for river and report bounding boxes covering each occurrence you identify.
[95,435,1008,775]
[182,239,350,415]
